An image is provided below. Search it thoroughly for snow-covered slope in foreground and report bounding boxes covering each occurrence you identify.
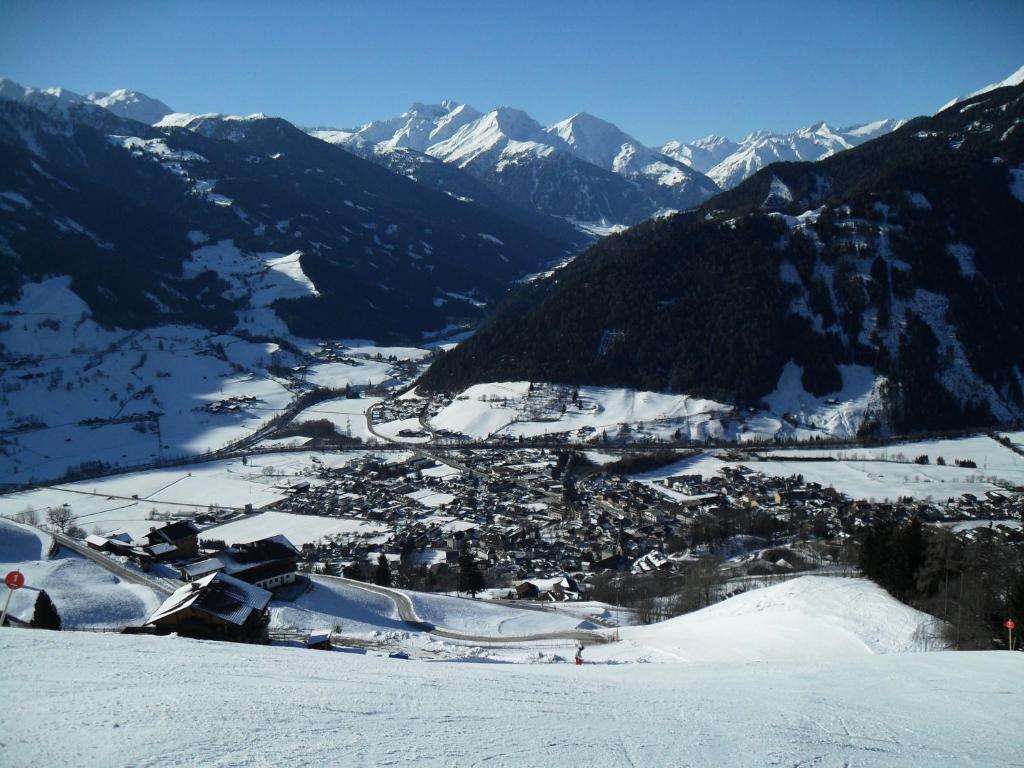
[2,628,1021,767]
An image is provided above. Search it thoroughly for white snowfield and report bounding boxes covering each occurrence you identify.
[272,574,410,636]
[428,382,732,442]
[631,433,1024,502]
[3,576,1022,767]
[589,577,946,664]
[205,510,389,547]
[0,518,159,628]
[403,589,594,637]
[289,395,383,443]
[424,367,889,445]
[0,450,394,539]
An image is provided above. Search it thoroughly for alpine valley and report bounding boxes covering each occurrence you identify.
[3,32,1024,768]
[0,69,1022,489]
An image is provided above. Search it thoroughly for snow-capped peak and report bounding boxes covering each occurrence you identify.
[664,117,905,189]
[0,78,84,113]
[545,111,643,170]
[939,64,1024,113]
[0,77,173,125]
[85,88,173,125]
[426,107,543,167]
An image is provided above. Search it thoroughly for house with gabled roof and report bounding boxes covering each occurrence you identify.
[179,535,299,591]
[145,572,271,643]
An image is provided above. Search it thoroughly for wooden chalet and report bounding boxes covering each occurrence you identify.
[145,572,271,643]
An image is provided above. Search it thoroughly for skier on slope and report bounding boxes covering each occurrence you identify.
[575,642,584,665]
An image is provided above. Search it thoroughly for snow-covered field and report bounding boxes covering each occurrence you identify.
[588,576,945,664]
[404,590,594,636]
[204,510,389,547]
[272,575,410,636]
[289,396,382,442]
[3,575,1021,767]
[424,369,887,445]
[0,518,159,628]
[1000,430,1024,450]
[0,450,398,538]
[428,382,732,441]
[636,434,1024,501]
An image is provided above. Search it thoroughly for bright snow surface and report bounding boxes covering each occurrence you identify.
[2,575,1021,766]
[0,518,159,627]
[635,433,1024,501]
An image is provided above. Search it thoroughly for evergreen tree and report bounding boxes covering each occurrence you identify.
[458,552,485,598]
[31,590,61,631]
[342,560,365,581]
[373,553,392,587]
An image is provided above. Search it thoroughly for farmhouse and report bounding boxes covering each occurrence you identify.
[216,535,300,590]
[145,572,271,643]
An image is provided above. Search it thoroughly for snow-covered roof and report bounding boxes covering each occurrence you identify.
[147,572,271,627]
[181,558,225,579]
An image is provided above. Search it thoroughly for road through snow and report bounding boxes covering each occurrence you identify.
[322,575,608,644]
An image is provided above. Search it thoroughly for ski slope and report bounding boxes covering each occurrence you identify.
[2,626,1020,767]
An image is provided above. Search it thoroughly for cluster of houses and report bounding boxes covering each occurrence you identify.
[281,447,1024,591]
[89,521,300,643]
[203,394,260,415]
[78,443,1022,644]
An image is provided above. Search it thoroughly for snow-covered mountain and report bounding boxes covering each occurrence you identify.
[663,119,906,190]
[0,78,173,125]
[422,79,1024,436]
[0,92,571,343]
[939,63,1024,112]
[661,134,738,173]
[312,102,720,229]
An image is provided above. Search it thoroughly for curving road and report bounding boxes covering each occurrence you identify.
[319,574,610,646]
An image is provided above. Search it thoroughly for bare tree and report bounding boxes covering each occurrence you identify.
[46,505,75,534]
[12,506,39,526]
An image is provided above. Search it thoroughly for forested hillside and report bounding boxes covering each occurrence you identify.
[420,83,1024,435]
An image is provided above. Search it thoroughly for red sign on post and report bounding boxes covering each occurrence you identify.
[5,571,24,590]
[1007,619,1017,631]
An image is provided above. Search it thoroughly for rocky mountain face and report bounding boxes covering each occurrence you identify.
[419,81,1024,436]
[0,97,573,343]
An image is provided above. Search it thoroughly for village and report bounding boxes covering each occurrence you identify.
[64,440,1023,644]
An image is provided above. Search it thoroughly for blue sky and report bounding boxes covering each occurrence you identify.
[1,0,1022,145]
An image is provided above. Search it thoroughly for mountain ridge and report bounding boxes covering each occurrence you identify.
[418,81,1024,437]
